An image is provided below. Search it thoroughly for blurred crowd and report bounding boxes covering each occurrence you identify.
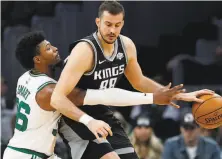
[1,1,222,159]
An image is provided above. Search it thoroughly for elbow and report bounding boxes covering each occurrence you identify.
[131,81,142,91]
[132,83,140,91]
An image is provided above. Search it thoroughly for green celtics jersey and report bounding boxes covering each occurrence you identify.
[8,70,61,156]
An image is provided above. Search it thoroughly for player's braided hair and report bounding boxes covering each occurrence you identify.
[15,31,45,69]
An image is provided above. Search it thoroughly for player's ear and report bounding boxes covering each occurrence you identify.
[95,18,100,27]
[33,56,41,64]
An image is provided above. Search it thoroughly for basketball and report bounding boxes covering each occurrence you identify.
[192,94,222,129]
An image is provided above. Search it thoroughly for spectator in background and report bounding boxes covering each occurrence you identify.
[215,126,222,157]
[129,115,163,159]
[162,113,221,159]
[1,77,14,110]
[1,77,16,156]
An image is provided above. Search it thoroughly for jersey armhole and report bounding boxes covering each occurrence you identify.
[119,35,128,64]
[80,39,98,76]
[36,81,57,93]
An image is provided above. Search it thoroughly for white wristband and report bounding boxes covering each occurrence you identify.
[79,114,94,126]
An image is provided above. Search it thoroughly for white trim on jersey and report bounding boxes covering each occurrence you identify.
[81,39,98,76]
[93,32,118,62]
[119,35,128,64]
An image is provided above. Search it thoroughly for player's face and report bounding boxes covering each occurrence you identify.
[37,40,61,66]
[181,126,200,146]
[96,11,124,44]
[134,126,152,142]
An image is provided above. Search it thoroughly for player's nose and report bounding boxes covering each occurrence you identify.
[110,27,116,34]
[53,46,58,52]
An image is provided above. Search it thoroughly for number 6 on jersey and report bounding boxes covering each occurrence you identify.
[15,97,31,132]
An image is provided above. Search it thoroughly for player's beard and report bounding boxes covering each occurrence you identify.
[98,29,116,44]
[53,59,63,68]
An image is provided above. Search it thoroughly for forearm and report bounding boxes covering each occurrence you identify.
[67,87,85,106]
[84,88,153,106]
[51,93,86,121]
[134,76,164,93]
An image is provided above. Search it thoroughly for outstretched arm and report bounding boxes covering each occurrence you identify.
[122,35,214,104]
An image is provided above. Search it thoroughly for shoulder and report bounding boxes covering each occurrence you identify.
[17,71,30,82]
[69,41,94,64]
[120,35,135,48]
[71,41,94,55]
[36,76,56,91]
[150,134,163,149]
[36,83,56,111]
[201,136,219,147]
[151,134,163,144]
[164,135,180,146]
[36,83,56,101]
[119,35,137,60]
[65,41,95,73]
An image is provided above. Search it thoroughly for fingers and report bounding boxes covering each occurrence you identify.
[197,90,214,96]
[104,125,113,136]
[170,102,180,108]
[202,89,215,94]
[170,84,184,92]
[100,128,109,137]
[94,132,102,143]
[165,82,172,89]
[193,98,204,103]
[97,129,107,139]
[176,89,186,94]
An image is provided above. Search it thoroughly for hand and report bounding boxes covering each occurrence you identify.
[153,83,185,108]
[87,119,113,143]
[173,89,215,103]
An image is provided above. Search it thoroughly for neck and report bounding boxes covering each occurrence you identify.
[34,64,53,77]
[185,138,198,147]
[97,31,114,54]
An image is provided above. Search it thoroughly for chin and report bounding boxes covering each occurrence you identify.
[105,39,115,44]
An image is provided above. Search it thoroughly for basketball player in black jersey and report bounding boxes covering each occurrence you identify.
[11,31,203,159]
[51,1,214,159]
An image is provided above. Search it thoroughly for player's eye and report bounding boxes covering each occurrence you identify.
[105,22,112,27]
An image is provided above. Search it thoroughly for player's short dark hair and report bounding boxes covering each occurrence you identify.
[15,31,45,69]
[98,1,125,19]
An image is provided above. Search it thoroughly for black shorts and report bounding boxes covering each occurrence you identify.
[59,116,139,159]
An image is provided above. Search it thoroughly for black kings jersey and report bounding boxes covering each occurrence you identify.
[67,31,128,124]
[69,31,127,90]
